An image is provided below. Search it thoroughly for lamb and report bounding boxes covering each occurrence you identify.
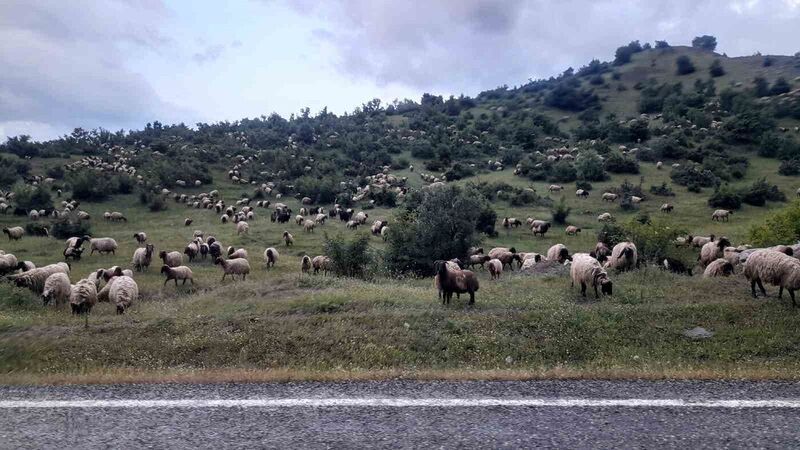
[699,237,731,268]
[487,259,503,280]
[660,203,674,213]
[467,254,491,269]
[570,253,613,298]
[547,244,571,263]
[301,255,312,274]
[12,262,70,294]
[159,250,183,267]
[90,238,118,255]
[69,278,98,326]
[2,226,24,241]
[565,225,581,236]
[312,255,332,275]
[283,231,294,246]
[263,247,279,268]
[236,221,249,235]
[109,275,138,314]
[744,249,800,305]
[604,242,639,272]
[227,247,248,260]
[133,232,147,245]
[434,259,479,305]
[161,265,194,286]
[662,257,692,276]
[184,218,193,227]
[303,220,316,233]
[494,251,522,270]
[590,242,611,263]
[0,253,19,276]
[132,244,155,272]
[598,213,614,222]
[42,273,71,306]
[711,209,733,222]
[601,192,618,202]
[703,259,735,278]
[215,257,251,281]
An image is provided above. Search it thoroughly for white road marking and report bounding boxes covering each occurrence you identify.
[2,398,800,409]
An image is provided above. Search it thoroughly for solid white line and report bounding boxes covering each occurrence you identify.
[2,398,800,409]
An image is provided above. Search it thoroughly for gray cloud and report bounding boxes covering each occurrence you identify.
[285,0,800,94]
[192,41,244,64]
[0,0,179,139]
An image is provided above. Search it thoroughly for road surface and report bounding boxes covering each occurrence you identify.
[2,380,800,448]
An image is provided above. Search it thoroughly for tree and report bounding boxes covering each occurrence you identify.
[753,77,770,97]
[654,40,670,49]
[614,41,643,65]
[691,35,717,51]
[575,150,607,181]
[770,77,791,96]
[709,59,725,77]
[675,55,695,75]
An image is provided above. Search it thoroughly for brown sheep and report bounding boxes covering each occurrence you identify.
[434,260,479,305]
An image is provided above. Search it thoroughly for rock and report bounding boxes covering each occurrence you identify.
[683,327,714,340]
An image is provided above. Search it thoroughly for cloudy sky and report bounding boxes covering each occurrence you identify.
[2,0,799,140]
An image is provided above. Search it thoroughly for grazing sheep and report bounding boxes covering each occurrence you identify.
[699,237,731,268]
[381,226,389,241]
[346,220,359,230]
[744,250,800,305]
[295,215,305,226]
[660,203,674,213]
[90,238,118,255]
[159,250,183,267]
[184,242,200,262]
[630,196,642,204]
[703,259,735,278]
[520,254,544,270]
[264,247,279,268]
[301,255,312,274]
[109,212,127,222]
[133,232,147,245]
[692,235,715,248]
[0,253,19,275]
[184,218,193,227]
[598,213,614,222]
[590,242,612,263]
[132,244,155,272]
[161,265,194,286]
[65,235,90,251]
[215,257,251,281]
[656,161,663,170]
[723,247,742,268]
[63,247,84,261]
[547,244,571,263]
[220,215,229,224]
[434,259,479,305]
[303,220,315,233]
[495,251,522,270]
[488,247,516,259]
[354,211,369,224]
[227,247,248,260]
[601,192,618,202]
[712,209,733,222]
[283,231,294,246]
[236,221,249,235]
[371,220,388,235]
[12,262,70,294]
[28,210,40,221]
[576,189,589,198]
[109,275,138,314]
[315,213,327,224]
[2,226,24,241]
[467,254,491,269]
[312,255,332,275]
[487,259,502,280]
[604,242,639,272]
[663,257,692,276]
[531,221,551,237]
[548,185,563,193]
[69,278,98,325]
[565,225,581,236]
[42,272,71,306]
[570,253,613,298]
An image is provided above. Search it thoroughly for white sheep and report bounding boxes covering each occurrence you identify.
[2,226,24,241]
[132,244,155,272]
[109,211,127,222]
[699,237,731,267]
[12,262,71,294]
[381,226,389,241]
[711,209,733,222]
[283,231,294,246]
[109,276,138,314]
[227,247,248,260]
[90,238,118,255]
[42,272,71,306]
[133,232,147,245]
[703,259,735,278]
[303,220,315,233]
[604,242,638,272]
[601,192,618,202]
[161,265,194,286]
[547,244,571,263]
[598,213,614,222]
[744,249,800,305]
[215,257,251,281]
[487,259,502,280]
[264,247,279,268]
[70,278,98,325]
[312,255,332,275]
[159,250,183,267]
[571,253,613,298]
[236,221,249,235]
[0,253,19,276]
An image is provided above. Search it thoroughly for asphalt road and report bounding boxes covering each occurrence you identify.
[2,380,800,449]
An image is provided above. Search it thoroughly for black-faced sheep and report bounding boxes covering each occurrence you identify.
[546,244,571,264]
[3,226,24,241]
[570,253,613,298]
[604,242,639,272]
[215,257,250,281]
[90,238,118,255]
[301,255,312,274]
[699,237,731,268]
[590,242,612,263]
[132,244,155,272]
[283,231,294,246]
[703,259,734,278]
[663,257,692,276]
[312,255,332,275]
[133,232,147,245]
[12,262,71,294]
[161,265,194,286]
[565,225,581,236]
[434,259,479,305]
[264,247,279,268]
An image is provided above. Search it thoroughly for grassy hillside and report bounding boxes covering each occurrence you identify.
[2,43,800,383]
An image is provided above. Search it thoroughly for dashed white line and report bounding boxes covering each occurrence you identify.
[2,398,800,408]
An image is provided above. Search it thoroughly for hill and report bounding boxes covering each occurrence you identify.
[3,40,800,383]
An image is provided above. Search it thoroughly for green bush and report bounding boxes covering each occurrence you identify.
[50,213,92,240]
[670,165,719,188]
[649,182,675,196]
[741,178,786,206]
[779,159,800,176]
[551,196,571,225]
[749,200,800,246]
[708,184,742,210]
[575,180,593,191]
[12,184,52,214]
[709,60,725,77]
[324,233,375,279]
[575,150,607,181]
[550,160,577,182]
[675,55,695,75]
[604,151,640,174]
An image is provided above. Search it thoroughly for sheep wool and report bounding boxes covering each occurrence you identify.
[744,249,800,305]
[236,221,249,235]
[70,278,98,315]
[570,253,613,298]
[703,259,734,278]
[699,238,731,267]
[109,276,138,314]
[42,272,71,306]
[264,248,279,268]
[215,257,251,281]
[547,244,570,263]
[90,238,118,255]
[2,226,24,241]
[13,262,70,294]
[487,259,502,280]
[604,242,638,272]
[0,253,19,275]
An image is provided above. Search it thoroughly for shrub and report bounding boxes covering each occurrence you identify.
[368,188,397,207]
[623,218,688,263]
[604,151,640,174]
[655,40,670,49]
[68,172,111,201]
[741,178,786,206]
[749,200,800,246]
[575,180,593,191]
[50,213,92,240]
[708,184,742,210]
[45,164,65,180]
[509,189,542,206]
[444,162,475,181]
[614,41,643,65]
[649,182,675,196]
[597,222,627,247]
[324,233,375,279]
[691,35,717,51]
[575,150,607,181]
[148,195,168,212]
[709,59,725,77]
[550,160,577,182]
[670,165,719,188]
[12,184,53,215]
[676,55,696,75]
[24,222,50,236]
[779,159,800,176]
[770,77,792,96]
[551,196,571,225]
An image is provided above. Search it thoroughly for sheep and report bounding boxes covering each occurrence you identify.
[467,254,491,269]
[346,220,359,230]
[468,247,485,256]
[315,213,327,224]
[70,278,98,326]
[303,220,316,233]
[660,203,674,213]
[236,221,249,235]
[184,242,200,262]
[159,250,183,267]
[488,247,516,259]
[199,243,209,259]
[12,262,70,294]
[17,261,35,273]
[656,161,663,170]
[565,225,581,236]
[65,235,91,250]
[371,220,388,235]
[434,259,479,305]
[133,232,147,245]
[598,213,614,222]
[604,242,639,272]
[381,226,389,241]
[712,209,733,222]
[109,275,138,314]
[90,238,118,255]
[630,196,642,204]
[220,215,229,224]
[161,265,194,286]
[63,247,84,261]
[575,189,589,198]
[109,211,127,222]
[227,247,248,260]
[487,259,502,280]
[2,227,24,241]
[548,185,563,193]
[494,251,522,270]
[723,246,742,268]
[570,253,613,298]
[547,244,571,263]
[264,247,279,268]
[28,210,39,221]
[312,255,332,275]
[662,257,692,276]
[295,215,305,226]
[132,244,155,272]
[699,237,731,268]
[98,266,133,282]
[42,272,71,306]
[703,259,735,278]
[692,235,715,248]
[215,257,251,281]
[531,221,551,237]
[601,192,618,202]
[354,211,369,224]
[283,231,294,246]
[301,255,312,274]
[744,249,800,305]
[0,253,19,276]
[590,242,612,263]
[209,242,223,259]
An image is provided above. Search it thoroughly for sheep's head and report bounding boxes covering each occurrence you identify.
[717,237,731,249]
[214,257,224,265]
[145,244,154,255]
[599,278,613,296]
[159,251,167,259]
[160,265,171,275]
[785,247,795,257]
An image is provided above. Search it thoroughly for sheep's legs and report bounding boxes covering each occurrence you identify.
[580,282,586,297]
[757,279,767,296]
[790,289,797,307]
[468,292,475,305]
